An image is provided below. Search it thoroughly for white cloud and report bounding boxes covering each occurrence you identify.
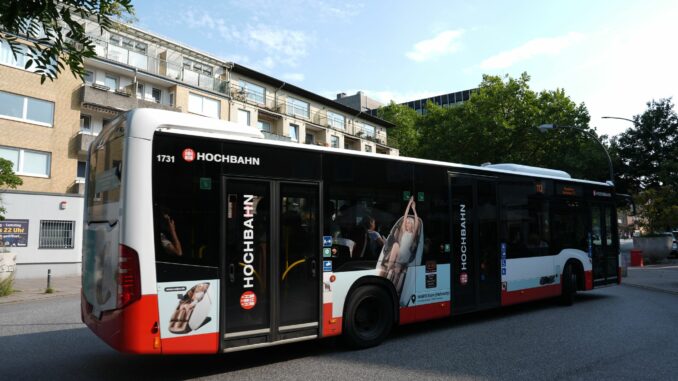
[480,32,584,69]
[247,25,310,66]
[406,30,464,62]
[180,11,311,68]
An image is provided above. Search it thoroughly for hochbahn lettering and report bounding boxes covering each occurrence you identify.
[242,195,255,289]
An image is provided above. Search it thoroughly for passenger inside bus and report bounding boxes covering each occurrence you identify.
[157,206,183,257]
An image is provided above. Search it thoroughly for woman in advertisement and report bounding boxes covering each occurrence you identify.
[376,197,423,302]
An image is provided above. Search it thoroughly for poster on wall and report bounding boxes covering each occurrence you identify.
[0,219,29,247]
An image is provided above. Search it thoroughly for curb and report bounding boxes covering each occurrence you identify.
[0,290,81,305]
[621,282,678,296]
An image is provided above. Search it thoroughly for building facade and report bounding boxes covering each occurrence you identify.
[0,18,397,278]
[335,89,476,117]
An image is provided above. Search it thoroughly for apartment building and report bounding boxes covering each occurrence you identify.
[0,19,397,278]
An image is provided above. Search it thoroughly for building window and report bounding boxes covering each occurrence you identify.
[237,109,250,125]
[169,92,175,106]
[357,122,375,138]
[0,91,54,126]
[188,93,220,118]
[305,133,315,144]
[39,220,75,249]
[257,120,271,132]
[104,74,119,91]
[84,70,94,84]
[152,88,162,103]
[239,80,266,104]
[330,135,339,148]
[77,161,87,179]
[365,145,372,152]
[183,58,212,76]
[80,114,91,132]
[287,97,309,119]
[327,111,345,130]
[109,33,147,54]
[0,40,36,71]
[0,146,51,177]
[136,83,144,99]
[289,124,299,141]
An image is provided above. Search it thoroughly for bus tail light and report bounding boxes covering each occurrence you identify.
[117,244,141,309]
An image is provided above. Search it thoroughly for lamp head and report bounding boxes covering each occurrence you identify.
[537,123,556,133]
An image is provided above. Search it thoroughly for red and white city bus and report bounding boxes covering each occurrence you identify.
[82,109,621,354]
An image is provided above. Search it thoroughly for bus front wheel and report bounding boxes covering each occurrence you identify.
[342,285,394,349]
[560,263,577,306]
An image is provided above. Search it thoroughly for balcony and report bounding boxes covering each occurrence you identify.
[73,132,96,156]
[89,35,225,93]
[261,131,292,142]
[86,34,391,149]
[80,85,180,113]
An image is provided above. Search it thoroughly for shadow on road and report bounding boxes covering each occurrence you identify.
[1,290,617,380]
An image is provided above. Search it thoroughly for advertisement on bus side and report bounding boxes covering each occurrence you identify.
[157,280,219,338]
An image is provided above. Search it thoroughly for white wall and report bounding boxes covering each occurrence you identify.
[1,192,83,279]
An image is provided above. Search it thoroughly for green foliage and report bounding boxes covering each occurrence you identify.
[377,102,420,156]
[379,73,610,183]
[635,186,678,233]
[0,275,13,297]
[613,98,678,232]
[0,158,22,221]
[612,98,678,193]
[0,0,134,83]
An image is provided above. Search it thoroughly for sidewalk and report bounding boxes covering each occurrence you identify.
[624,258,678,295]
[0,275,81,305]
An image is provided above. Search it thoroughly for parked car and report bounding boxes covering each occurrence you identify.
[672,231,678,257]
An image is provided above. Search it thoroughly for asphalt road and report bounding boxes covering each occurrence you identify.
[1,285,676,380]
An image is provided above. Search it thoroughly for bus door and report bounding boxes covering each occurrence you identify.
[449,174,501,312]
[590,203,619,286]
[222,178,320,351]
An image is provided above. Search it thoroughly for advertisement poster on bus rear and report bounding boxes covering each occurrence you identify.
[157,280,219,338]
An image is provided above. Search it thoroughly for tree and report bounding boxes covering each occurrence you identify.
[613,98,678,232]
[612,98,678,193]
[0,0,134,83]
[377,102,420,157]
[390,73,610,182]
[0,158,23,221]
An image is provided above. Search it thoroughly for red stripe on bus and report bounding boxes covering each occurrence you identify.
[399,302,451,325]
[81,294,161,354]
[161,333,219,354]
[322,303,342,337]
[501,284,561,306]
[585,270,593,290]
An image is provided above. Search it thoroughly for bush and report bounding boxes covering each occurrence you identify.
[0,275,13,297]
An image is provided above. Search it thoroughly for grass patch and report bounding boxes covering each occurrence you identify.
[0,276,14,297]
[45,287,54,294]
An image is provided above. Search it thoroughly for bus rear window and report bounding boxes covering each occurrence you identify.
[87,125,124,222]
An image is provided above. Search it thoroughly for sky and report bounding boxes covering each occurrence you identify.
[132,0,678,137]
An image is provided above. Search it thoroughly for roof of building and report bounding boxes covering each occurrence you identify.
[230,64,394,128]
[113,23,394,129]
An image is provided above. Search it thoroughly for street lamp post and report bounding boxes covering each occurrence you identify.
[537,123,614,185]
[601,116,637,125]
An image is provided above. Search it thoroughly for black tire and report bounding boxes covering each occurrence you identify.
[560,263,577,306]
[342,285,394,349]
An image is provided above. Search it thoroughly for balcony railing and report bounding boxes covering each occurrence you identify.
[87,35,389,146]
[89,35,225,92]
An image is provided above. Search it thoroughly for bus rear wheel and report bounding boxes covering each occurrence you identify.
[342,285,393,349]
[560,263,577,306]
